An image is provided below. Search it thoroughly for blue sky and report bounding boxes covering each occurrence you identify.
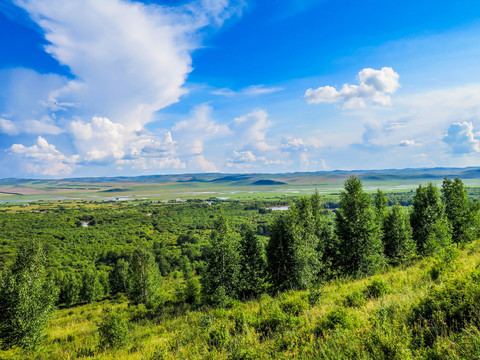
[1,0,480,177]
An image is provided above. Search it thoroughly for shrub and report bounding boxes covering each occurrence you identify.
[208,324,230,348]
[308,283,324,306]
[343,290,367,308]
[317,308,354,333]
[255,302,299,338]
[429,244,459,281]
[184,276,201,305]
[364,279,390,299]
[279,291,309,316]
[98,308,129,349]
[411,272,480,347]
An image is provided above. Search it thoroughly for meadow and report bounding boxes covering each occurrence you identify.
[2,239,480,359]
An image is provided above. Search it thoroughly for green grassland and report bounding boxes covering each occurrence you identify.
[3,167,480,202]
[2,240,480,359]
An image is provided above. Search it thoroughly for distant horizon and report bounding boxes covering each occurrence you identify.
[2,164,480,182]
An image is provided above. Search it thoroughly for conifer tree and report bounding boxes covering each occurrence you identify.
[442,177,478,244]
[374,189,388,226]
[201,211,241,299]
[239,226,266,299]
[266,213,293,291]
[410,183,452,255]
[335,176,385,276]
[0,239,57,350]
[129,248,162,308]
[266,195,322,291]
[383,204,416,265]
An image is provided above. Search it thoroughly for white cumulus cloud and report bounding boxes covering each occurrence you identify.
[70,116,181,167]
[443,121,480,154]
[8,136,79,175]
[304,67,400,108]
[14,0,241,130]
[4,0,242,175]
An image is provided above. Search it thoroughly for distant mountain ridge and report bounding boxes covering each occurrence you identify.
[2,166,480,186]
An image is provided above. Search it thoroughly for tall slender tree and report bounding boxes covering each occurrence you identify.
[374,189,388,223]
[59,271,81,307]
[109,258,130,295]
[238,226,267,299]
[0,239,57,350]
[383,204,416,265]
[201,211,241,299]
[266,195,323,291]
[442,177,478,244]
[335,176,385,276]
[410,183,452,255]
[79,267,104,304]
[129,248,162,308]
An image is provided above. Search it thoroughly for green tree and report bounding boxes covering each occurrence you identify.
[442,177,478,244]
[109,258,130,295]
[310,191,337,277]
[59,272,81,307]
[373,189,388,239]
[0,239,57,350]
[410,183,452,255]
[374,189,388,223]
[239,226,267,299]
[129,248,162,308]
[335,176,385,276]
[79,268,104,304]
[266,195,323,291]
[201,211,241,299]
[383,204,416,265]
[98,308,129,349]
[184,276,201,305]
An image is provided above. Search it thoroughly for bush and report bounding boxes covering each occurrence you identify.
[308,283,324,306]
[317,308,354,333]
[429,244,459,281]
[279,291,309,316]
[98,308,129,349]
[255,303,298,338]
[411,272,480,347]
[364,279,390,299]
[184,276,201,305]
[208,324,230,348]
[343,290,367,308]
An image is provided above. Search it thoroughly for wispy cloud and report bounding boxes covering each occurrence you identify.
[211,84,284,96]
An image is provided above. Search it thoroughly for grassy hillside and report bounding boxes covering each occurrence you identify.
[2,241,480,359]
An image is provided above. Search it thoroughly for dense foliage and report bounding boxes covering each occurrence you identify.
[1,176,480,358]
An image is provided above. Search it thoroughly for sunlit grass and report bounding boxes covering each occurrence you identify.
[2,241,480,359]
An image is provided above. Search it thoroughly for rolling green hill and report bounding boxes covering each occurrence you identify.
[3,166,480,202]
